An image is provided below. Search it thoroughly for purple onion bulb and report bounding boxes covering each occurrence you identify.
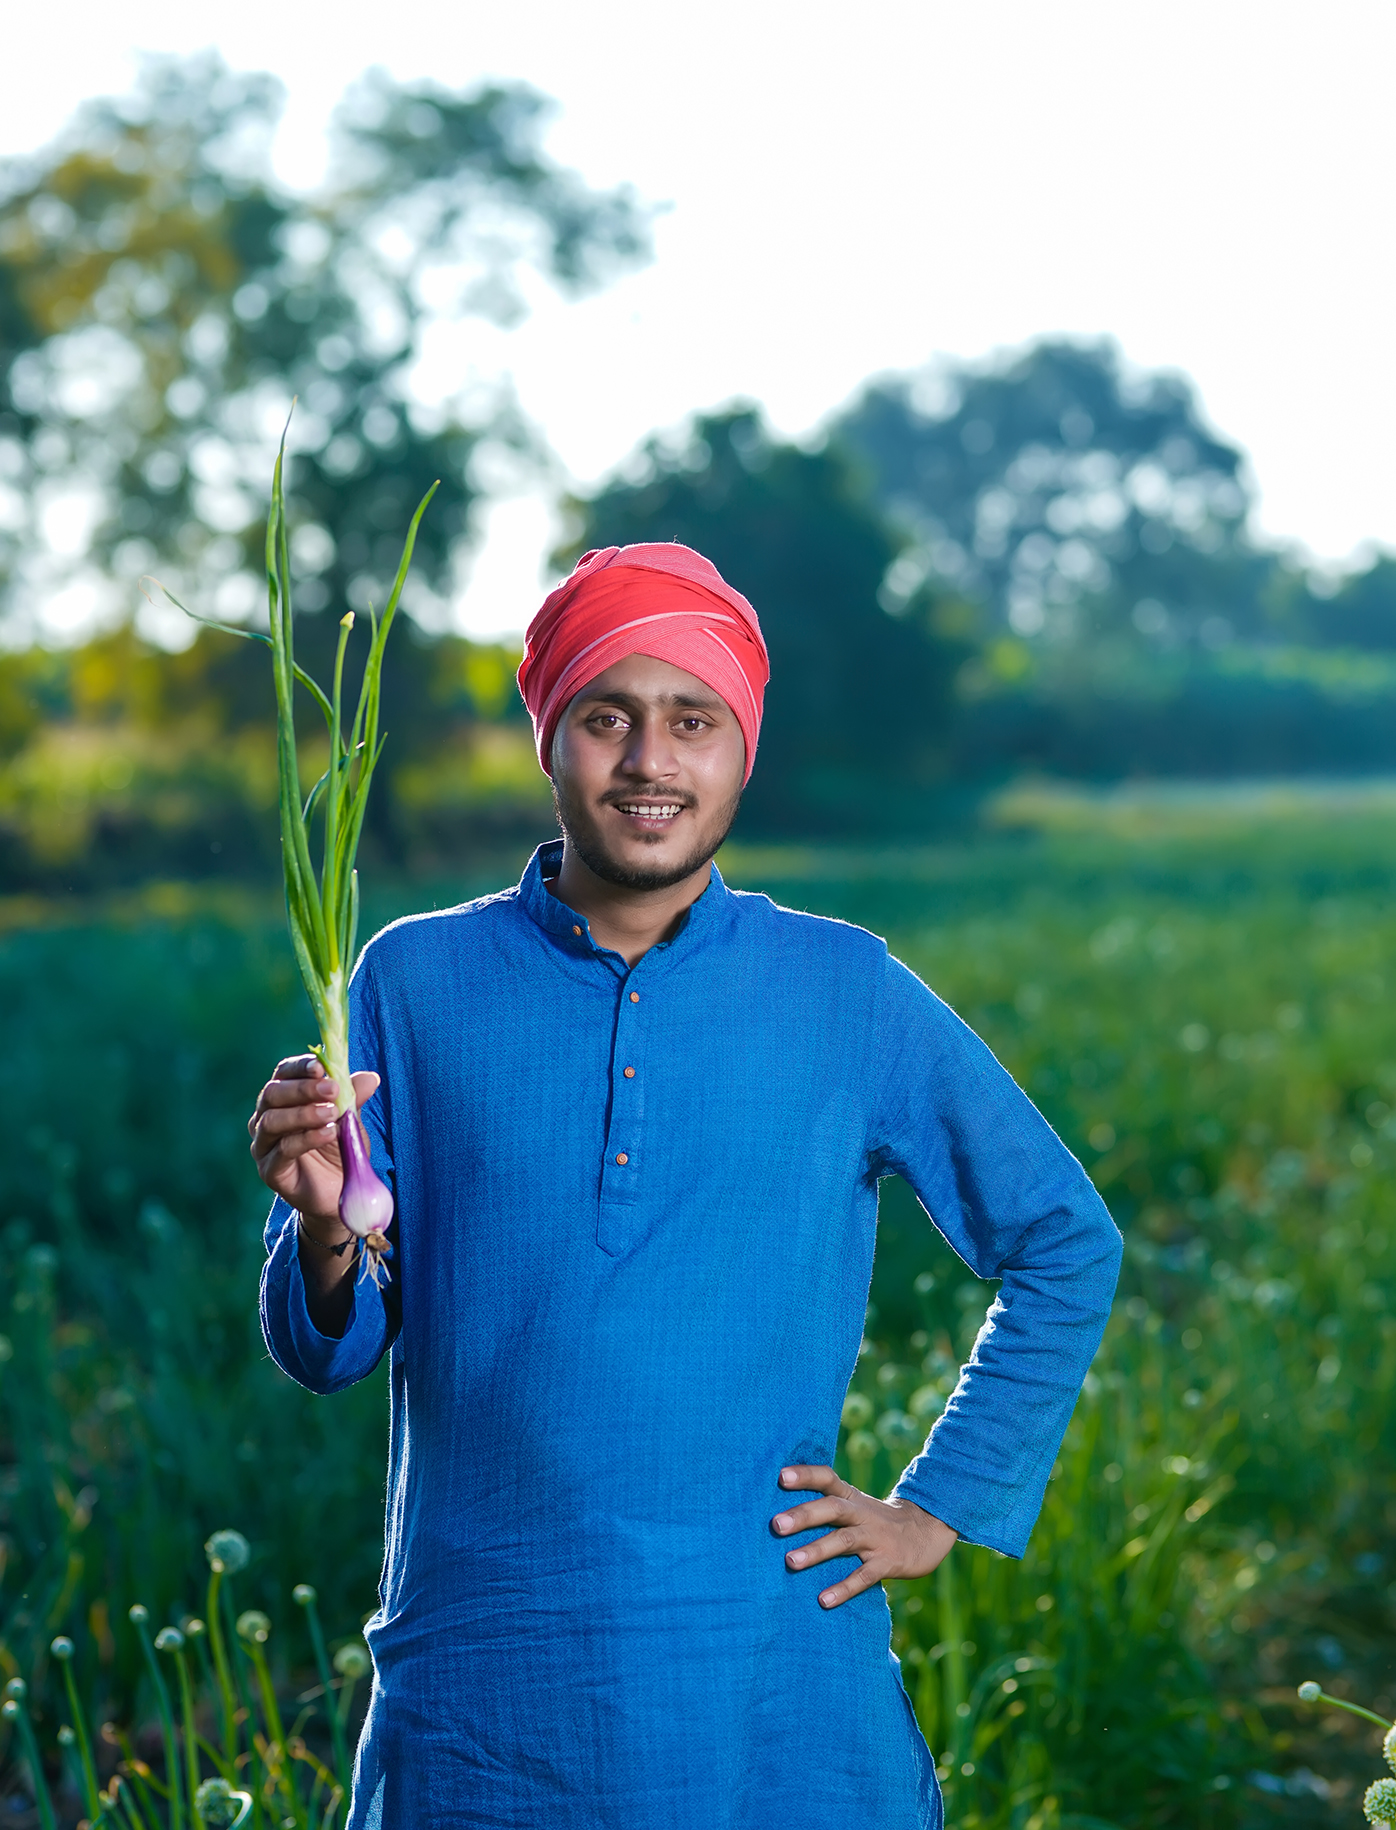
[337,1110,394,1239]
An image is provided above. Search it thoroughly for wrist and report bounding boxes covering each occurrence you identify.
[296,1211,355,1253]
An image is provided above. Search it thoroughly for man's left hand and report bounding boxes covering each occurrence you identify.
[771,1465,958,1609]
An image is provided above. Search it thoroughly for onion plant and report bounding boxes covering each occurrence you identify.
[5,1528,366,1827]
[149,417,436,1283]
[1294,1683,1396,1825]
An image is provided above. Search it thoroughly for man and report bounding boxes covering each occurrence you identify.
[252,542,1122,1828]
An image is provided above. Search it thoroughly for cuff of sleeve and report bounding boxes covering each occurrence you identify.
[893,1434,1056,1561]
[260,1200,390,1393]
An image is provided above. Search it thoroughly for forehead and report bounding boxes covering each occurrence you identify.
[568,652,732,710]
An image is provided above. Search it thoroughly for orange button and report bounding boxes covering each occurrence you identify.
[615,1152,629,1165]
[623,1066,635,1078]
[629,991,640,1002]
[572,925,582,936]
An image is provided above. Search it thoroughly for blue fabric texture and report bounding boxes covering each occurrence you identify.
[261,840,1122,1828]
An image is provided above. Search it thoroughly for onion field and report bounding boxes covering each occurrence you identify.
[3,796,1396,1826]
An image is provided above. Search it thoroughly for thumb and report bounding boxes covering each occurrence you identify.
[350,1071,381,1110]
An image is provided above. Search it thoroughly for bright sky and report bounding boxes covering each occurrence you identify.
[6,0,1395,638]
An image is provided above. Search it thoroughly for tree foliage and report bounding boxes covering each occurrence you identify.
[835,339,1396,662]
[835,339,1277,650]
[1312,555,1396,650]
[0,55,649,640]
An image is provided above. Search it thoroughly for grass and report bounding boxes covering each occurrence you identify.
[3,804,1396,1823]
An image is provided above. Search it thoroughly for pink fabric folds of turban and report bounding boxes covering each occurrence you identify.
[516,543,770,786]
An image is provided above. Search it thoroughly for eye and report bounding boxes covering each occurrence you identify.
[678,716,709,733]
[589,712,628,731]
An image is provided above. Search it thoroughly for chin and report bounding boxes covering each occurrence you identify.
[571,822,725,892]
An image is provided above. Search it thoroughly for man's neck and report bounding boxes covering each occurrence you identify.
[547,837,713,966]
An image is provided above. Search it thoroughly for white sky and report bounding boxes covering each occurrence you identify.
[5,0,1395,638]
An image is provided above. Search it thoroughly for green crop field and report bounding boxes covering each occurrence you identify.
[4,793,1396,1826]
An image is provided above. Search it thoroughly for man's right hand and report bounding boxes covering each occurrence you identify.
[249,1054,381,1236]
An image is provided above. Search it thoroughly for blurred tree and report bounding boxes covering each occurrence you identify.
[1306,553,1396,649]
[556,408,975,835]
[834,339,1285,654]
[0,54,649,641]
[0,620,554,892]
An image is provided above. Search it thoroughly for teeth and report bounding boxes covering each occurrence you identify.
[618,804,681,816]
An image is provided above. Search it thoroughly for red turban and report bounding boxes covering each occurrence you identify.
[517,543,769,786]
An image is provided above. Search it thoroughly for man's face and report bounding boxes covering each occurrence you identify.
[550,652,746,891]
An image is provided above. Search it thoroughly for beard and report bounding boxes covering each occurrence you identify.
[552,779,743,891]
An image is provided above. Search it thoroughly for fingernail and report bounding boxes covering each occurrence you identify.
[787,1552,804,1567]
[774,1514,791,1532]
[819,1594,834,1608]
[780,1468,796,1482]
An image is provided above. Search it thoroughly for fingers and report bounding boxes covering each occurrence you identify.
[816,1560,884,1610]
[250,1074,332,1140]
[249,1067,380,1139]
[779,1464,846,1497]
[257,1068,379,1112]
[784,1525,861,1571]
[251,1102,338,1162]
[250,1122,336,1173]
[257,1097,336,1134]
[260,1076,333,1107]
[773,1466,944,1610]
[775,1492,887,1606]
[771,1495,853,1537]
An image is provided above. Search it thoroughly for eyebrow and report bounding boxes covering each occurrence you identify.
[574,687,729,714]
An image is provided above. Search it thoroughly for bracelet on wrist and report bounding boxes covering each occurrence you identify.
[296,1214,357,1258]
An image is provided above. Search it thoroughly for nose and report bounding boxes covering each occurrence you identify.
[619,711,679,781]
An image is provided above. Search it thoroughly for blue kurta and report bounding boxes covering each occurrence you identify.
[261,841,1121,1828]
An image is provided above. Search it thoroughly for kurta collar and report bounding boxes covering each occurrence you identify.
[517,839,731,967]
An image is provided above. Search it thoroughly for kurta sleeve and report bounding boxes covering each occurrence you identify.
[259,953,401,1394]
[868,952,1122,1557]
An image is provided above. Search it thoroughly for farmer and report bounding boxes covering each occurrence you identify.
[251,542,1122,1829]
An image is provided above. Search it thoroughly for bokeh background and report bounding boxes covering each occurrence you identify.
[3,6,1396,1826]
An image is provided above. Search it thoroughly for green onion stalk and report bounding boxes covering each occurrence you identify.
[149,415,436,1284]
[293,1585,351,1796]
[1294,1681,1396,1827]
[50,1635,102,1822]
[3,1681,58,1830]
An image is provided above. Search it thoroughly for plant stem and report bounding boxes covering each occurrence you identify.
[335,1676,359,1743]
[58,1654,102,1820]
[205,1571,239,1762]
[298,1591,350,1795]
[2,1698,58,1830]
[321,612,354,976]
[132,1611,183,1830]
[244,1639,303,1826]
[938,1552,969,1767]
[111,1774,154,1830]
[1306,1687,1392,1729]
[173,1644,204,1822]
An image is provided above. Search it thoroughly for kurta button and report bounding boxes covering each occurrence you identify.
[629,991,639,1002]
[572,925,582,936]
[615,1152,629,1165]
[623,1066,635,1078]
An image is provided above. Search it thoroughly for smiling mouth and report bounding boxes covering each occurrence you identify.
[613,801,686,822]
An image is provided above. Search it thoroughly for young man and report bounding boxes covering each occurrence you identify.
[252,542,1122,1829]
